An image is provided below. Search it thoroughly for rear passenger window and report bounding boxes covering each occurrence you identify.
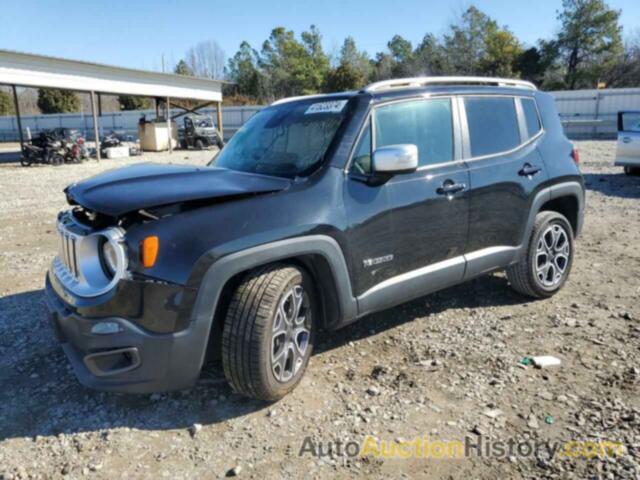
[521,98,542,138]
[464,97,520,157]
[374,99,453,167]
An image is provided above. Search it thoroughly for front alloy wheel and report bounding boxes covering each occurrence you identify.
[271,285,311,382]
[222,265,316,401]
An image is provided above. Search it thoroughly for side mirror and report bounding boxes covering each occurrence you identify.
[372,144,418,175]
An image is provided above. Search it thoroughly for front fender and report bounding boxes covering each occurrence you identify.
[184,235,359,375]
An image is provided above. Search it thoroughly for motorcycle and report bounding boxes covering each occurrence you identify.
[20,132,65,167]
[49,128,89,163]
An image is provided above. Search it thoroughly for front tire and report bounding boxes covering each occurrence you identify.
[222,265,316,401]
[624,166,640,176]
[507,211,574,299]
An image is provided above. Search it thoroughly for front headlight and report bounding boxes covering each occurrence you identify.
[101,239,119,277]
[73,227,127,296]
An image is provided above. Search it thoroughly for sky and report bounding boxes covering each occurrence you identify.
[1,0,639,73]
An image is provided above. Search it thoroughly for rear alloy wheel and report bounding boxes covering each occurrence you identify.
[507,211,574,298]
[222,264,316,401]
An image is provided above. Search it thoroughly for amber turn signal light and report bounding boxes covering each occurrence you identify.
[141,236,159,268]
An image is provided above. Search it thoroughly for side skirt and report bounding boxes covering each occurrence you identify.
[355,245,521,318]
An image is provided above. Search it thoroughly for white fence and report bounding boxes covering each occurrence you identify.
[551,87,640,139]
[2,87,640,142]
[0,105,262,142]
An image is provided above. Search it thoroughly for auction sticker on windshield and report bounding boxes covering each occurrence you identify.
[305,100,348,115]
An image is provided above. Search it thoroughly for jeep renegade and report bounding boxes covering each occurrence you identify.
[45,76,585,400]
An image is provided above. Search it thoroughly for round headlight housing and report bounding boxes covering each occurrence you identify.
[73,227,127,297]
[101,238,119,277]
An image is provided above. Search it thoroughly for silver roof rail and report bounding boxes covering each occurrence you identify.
[364,76,537,92]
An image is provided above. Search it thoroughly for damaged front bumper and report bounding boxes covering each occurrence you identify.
[45,269,210,393]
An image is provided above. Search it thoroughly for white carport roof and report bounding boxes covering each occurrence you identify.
[0,49,225,101]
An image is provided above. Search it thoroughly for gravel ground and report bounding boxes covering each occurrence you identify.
[0,141,638,479]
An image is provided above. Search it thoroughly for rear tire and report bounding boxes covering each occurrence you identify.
[222,264,316,401]
[507,211,574,299]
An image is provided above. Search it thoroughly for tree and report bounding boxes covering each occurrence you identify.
[326,37,370,91]
[37,88,80,114]
[260,26,328,99]
[301,25,330,92]
[413,34,447,75]
[555,0,623,89]
[387,35,414,76]
[0,89,14,116]
[480,26,523,77]
[227,41,263,99]
[118,95,150,111]
[372,52,395,81]
[604,33,640,87]
[326,62,366,92]
[185,40,226,79]
[442,6,496,75]
[174,59,193,76]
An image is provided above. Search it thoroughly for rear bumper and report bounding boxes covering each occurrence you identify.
[45,273,210,393]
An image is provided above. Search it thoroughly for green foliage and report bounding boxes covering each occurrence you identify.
[259,26,329,99]
[0,90,14,116]
[227,41,263,98]
[339,36,372,80]
[326,62,366,92]
[222,2,632,102]
[326,37,371,91]
[118,95,150,111]
[174,59,194,76]
[37,88,80,114]
[604,35,640,87]
[556,0,623,88]
[480,26,523,77]
[442,6,496,75]
[413,34,447,75]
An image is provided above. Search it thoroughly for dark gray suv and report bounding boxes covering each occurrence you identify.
[45,76,584,400]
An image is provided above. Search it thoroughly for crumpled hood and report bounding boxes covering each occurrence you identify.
[65,163,291,217]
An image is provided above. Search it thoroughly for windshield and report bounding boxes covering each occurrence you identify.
[212,98,350,178]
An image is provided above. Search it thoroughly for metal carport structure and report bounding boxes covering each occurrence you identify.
[0,49,226,159]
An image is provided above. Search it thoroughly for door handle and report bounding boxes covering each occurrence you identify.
[622,137,632,143]
[519,164,541,177]
[437,180,466,195]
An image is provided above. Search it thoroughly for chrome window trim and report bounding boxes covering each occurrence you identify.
[344,94,458,174]
[518,96,544,139]
[344,93,545,175]
[458,94,546,164]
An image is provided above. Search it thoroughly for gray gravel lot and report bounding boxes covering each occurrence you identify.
[0,141,639,479]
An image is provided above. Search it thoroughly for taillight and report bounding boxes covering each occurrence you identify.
[571,147,580,164]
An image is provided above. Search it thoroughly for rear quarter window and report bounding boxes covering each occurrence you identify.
[464,96,521,157]
[521,98,542,138]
